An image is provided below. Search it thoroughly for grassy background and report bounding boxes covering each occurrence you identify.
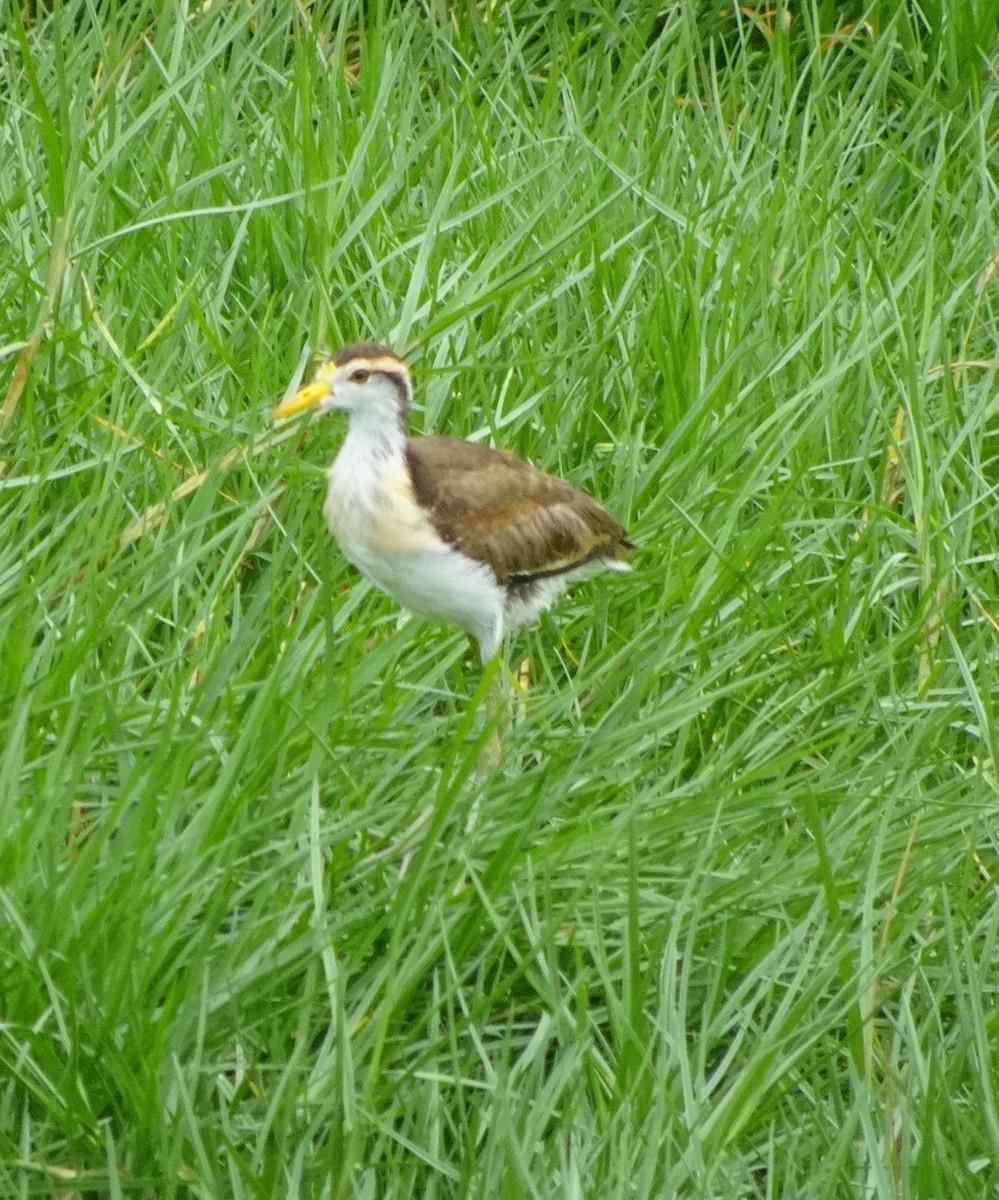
[3,1,999,1195]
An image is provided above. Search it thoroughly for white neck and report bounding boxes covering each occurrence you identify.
[337,401,406,470]
[326,404,408,542]
[324,373,412,536]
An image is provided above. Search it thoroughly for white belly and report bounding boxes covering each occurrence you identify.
[324,461,505,659]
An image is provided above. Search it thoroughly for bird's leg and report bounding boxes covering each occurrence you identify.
[464,643,509,794]
[477,655,510,777]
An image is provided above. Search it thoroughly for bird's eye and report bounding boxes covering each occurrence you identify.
[349,368,370,384]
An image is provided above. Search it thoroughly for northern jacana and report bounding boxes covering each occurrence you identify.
[272,343,634,666]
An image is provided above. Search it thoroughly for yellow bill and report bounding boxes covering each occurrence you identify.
[271,380,329,421]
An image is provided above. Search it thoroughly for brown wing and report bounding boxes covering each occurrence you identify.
[405,436,634,582]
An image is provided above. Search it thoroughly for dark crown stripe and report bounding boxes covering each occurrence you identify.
[331,341,400,365]
[327,343,411,419]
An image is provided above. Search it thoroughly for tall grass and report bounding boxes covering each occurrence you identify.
[2,2,999,1195]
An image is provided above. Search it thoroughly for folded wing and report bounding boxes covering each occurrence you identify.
[406,436,634,583]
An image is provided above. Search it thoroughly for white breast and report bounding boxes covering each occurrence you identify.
[323,439,505,659]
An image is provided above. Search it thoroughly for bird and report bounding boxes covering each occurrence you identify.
[271,343,635,664]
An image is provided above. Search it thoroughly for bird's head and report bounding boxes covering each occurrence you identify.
[272,343,412,425]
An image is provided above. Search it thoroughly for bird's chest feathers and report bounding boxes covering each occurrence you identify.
[323,437,437,562]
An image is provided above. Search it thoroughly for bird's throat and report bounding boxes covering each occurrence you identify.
[325,409,410,545]
[336,402,407,475]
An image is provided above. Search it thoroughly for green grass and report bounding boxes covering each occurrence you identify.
[3,1,999,1195]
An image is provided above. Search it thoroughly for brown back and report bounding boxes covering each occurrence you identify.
[405,436,633,582]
